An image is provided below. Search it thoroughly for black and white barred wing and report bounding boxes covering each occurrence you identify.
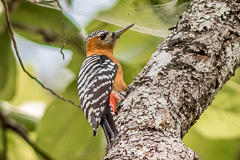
[77,55,118,132]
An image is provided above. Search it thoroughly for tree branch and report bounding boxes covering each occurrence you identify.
[0,108,53,160]
[106,0,240,159]
[1,0,81,108]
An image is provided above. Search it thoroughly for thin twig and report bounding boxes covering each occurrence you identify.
[1,0,81,108]
[55,0,66,60]
[0,108,53,160]
[27,0,66,59]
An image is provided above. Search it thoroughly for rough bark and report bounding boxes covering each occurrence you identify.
[104,0,240,159]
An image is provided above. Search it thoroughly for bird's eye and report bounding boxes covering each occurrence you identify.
[100,33,107,40]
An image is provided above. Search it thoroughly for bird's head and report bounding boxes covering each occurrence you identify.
[85,23,134,56]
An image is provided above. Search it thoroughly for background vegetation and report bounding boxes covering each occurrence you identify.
[0,0,240,159]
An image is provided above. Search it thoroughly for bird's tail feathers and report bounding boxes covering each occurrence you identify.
[100,104,117,145]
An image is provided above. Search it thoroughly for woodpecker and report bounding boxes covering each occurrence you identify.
[77,24,134,145]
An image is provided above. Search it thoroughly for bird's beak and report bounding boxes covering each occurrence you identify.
[113,23,135,40]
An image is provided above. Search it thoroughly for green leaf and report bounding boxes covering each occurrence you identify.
[0,29,17,101]
[10,67,53,106]
[7,111,38,132]
[90,0,191,37]
[195,107,240,140]
[36,80,104,160]
[183,127,240,160]
[7,131,39,160]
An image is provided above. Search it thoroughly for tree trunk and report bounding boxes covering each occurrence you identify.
[104,0,240,159]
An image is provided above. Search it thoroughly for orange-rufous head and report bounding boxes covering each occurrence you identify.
[85,23,135,56]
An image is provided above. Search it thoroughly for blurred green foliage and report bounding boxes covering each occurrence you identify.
[36,80,104,159]
[0,0,240,160]
[0,29,16,100]
[92,0,190,37]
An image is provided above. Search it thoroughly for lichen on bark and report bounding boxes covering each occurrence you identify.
[105,0,240,159]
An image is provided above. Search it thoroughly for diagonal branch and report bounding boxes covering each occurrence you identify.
[1,0,81,108]
[0,108,53,160]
